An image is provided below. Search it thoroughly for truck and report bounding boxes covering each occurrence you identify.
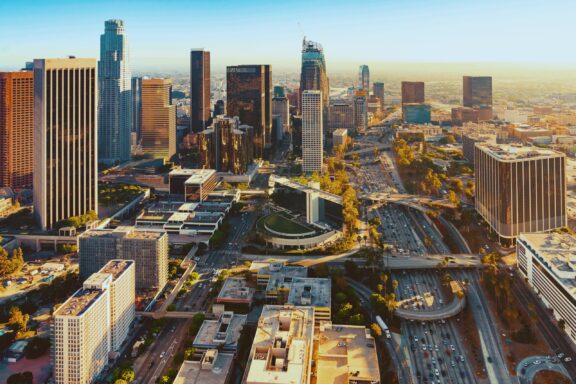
[376,315,392,339]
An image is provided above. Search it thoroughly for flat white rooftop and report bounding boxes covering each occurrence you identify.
[476,143,564,161]
[169,169,216,185]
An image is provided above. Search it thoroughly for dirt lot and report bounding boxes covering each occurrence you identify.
[533,370,572,384]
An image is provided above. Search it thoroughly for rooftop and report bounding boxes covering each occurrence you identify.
[173,350,234,384]
[519,233,576,295]
[269,175,343,205]
[476,143,564,161]
[54,287,105,317]
[245,305,315,384]
[316,323,380,384]
[287,277,331,309]
[99,260,134,280]
[216,278,255,303]
[193,311,247,350]
[332,128,348,137]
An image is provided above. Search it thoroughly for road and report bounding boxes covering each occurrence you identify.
[458,270,512,384]
[516,355,572,384]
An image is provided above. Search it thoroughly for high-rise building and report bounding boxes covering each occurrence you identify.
[302,90,323,173]
[140,78,176,159]
[33,58,98,230]
[475,144,566,243]
[53,260,135,384]
[79,227,168,291]
[353,91,368,133]
[273,85,285,98]
[198,116,254,174]
[373,81,384,110]
[190,49,211,132]
[272,94,290,134]
[226,65,272,158]
[401,81,425,104]
[300,39,329,117]
[358,64,369,92]
[516,233,576,344]
[402,103,431,124]
[0,71,34,189]
[98,19,131,164]
[328,100,354,133]
[131,77,142,142]
[463,76,492,108]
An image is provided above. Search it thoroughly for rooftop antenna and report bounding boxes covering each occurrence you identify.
[297,22,306,47]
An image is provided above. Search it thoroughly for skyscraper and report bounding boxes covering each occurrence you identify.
[33,58,98,230]
[272,93,290,134]
[358,65,369,92]
[328,100,354,133]
[401,81,425,104]
[302,90,323,173]
[354,91,368,133]
[131,77,142,142]
[98,19,131,164]
[475,144,566,243]
[226,65,272,159]
[373,82,384,110]
[0,71,34,189]
[190,49,211,132]
[463,76,492,108]
[300,39,329,117]
[140,78,176,159]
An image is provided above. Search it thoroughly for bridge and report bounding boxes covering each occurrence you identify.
[136,310,212,319]
[345,143,392,157]
[361,192,458,211]
[395,296,466,321]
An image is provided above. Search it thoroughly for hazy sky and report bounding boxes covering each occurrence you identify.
[1,0,575,73]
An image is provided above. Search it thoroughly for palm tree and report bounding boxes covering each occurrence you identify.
[392,279,399,294]
[380,273,389,296]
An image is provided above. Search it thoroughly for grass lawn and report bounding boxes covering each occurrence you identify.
[261,214,312,235]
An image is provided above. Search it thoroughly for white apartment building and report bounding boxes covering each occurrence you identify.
[53,260,135,384]
[517,233,576,344]
[302,90,323,173]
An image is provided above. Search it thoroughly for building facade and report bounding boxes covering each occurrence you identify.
[131,77,142,143]
[198,116,254,174]
[53,260,135,384]
[140,78,176,159]
[358,64,369,92]
[402,103,431,124]
[401,81,425,104]
[79,227,168,291]
[190,49,211,132]
[33,58,98,230]
[373,81,384,110]
[463,76,492,108]
[300,39,329,118]
[475,144,566,242]
[517,233,576,344]
[0,71,34,189]
[98,19,132,164]
[226,65,271,158]
[354,91,368,133]
[328,100,354,133]
[302,90,323,173]
[272,95,290,134]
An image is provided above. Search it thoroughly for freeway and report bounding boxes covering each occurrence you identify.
[458,270,512,384]
[395,295,465,321]
[516,355,571,384]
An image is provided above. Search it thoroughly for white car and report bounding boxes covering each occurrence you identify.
[565,357,572,362]
[434,369,439,377]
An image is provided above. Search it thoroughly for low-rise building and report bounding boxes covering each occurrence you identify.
[249,260,307,290]
[402,103,431,124]
[193,311,247,353]
[287,277,331,324]
[0,187,14,215]
[316,322,381,384]
[243,305,315,384]
[173,349,234,384]
[332,128,348,148]
[5,340,28,363]
[517,233,576,344]
[216,277,255,312]
[169,169,218,202]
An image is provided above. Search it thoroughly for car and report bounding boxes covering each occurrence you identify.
[487,356,493,363]
[564,357,572,362]
[434,369,439,377]
[534,360,541,365]
[557,353,565,359]
[459,355,465,362]
[451,360,456,367]
[423,345,427,351]
[160,351,166,359]
[450,344,455,351]
[434,345,439,351]
[414,336,419,342]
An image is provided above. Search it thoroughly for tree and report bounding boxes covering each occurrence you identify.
[349,313,365,325]
[370,323,382,337]
[184,347,196,360]
[158,376,171,384]
[8,307,29,332]
[7,372,33,384]
[114,380,128,384]
[558,319,566,331]
[25,337,50,359]
[119,367,135,382]
[337,302,353,319]
[448,190,459,205]
[334,292,348,304]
